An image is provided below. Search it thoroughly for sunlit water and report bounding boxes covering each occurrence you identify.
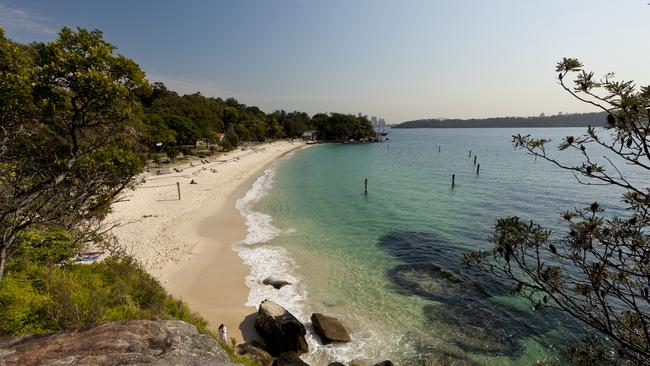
[235,128,639,365]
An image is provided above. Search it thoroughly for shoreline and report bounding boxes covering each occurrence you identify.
[105,141,307,342]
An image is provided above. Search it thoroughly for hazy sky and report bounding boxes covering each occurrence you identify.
[1,0,649,122]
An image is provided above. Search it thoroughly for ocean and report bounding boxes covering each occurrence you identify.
[235,128,636,365]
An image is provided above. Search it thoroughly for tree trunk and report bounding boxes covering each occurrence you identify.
[0,243,7,280]
[0,233,16,281]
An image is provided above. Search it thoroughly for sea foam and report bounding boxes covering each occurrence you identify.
[234,153,378,364]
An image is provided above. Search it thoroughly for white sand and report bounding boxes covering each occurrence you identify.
[105,140,305,341]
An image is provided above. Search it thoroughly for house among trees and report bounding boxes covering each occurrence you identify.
[210,131,225,142]
[302,130,318,141]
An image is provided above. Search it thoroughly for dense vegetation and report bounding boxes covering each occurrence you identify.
[137,84,375,158]
[466,59,650,365]
[394,111,606,129]
[0,24,370,365]
[0,25,216,337]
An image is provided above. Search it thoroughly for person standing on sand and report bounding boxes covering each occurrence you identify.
[218,324,227,343]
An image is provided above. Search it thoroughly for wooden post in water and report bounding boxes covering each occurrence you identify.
[452,174,455,188]
[469,150,472,157]
[476,164,480,175]
[177,182,181,200]
[438,145,441,153]
[473,155,477,165]
[364,178,368,195]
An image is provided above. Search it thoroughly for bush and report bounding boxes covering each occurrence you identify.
[191,149,210,158]
[14,229,78,265]
[165,146,180,160]
[0,257,210,336]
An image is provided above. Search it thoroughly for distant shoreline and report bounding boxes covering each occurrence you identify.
[393,111,606,129]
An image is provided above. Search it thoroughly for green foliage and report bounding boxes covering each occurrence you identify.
[220,337,263,366]
[13,229,76,265]
[466,59,650,365]
[138,83,375,151]
[312,112,374,140]
[0,28,34,124]
[0,26,148,278]
[0,256,211,336]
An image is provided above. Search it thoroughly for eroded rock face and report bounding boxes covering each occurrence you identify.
[310,313,351,344]
[0,319,236,366]
[255,300,308,356]
[263,277,292,290]
[236,342,274,366]
[273,352,310,366]
[373,361,394,366]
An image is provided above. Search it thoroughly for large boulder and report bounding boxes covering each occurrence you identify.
[255,299,308,356]
[374,362,394,366]
[236,342,274,366]
[273,352,310,366]
[0,319,236,366]
[310,313,351,343]
[263,277,292,290]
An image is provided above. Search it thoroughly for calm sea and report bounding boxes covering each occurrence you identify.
[235,128,636,365]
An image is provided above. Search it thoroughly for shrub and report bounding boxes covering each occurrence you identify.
[0,257,209,336]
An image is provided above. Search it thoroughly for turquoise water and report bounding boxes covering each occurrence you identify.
[245,128,634,365]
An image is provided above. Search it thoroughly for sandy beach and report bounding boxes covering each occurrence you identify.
[105,140,305,341]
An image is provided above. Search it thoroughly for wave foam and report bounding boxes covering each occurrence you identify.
[234,154,379,364]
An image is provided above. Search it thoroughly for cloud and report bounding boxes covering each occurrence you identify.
[0,3,56,35]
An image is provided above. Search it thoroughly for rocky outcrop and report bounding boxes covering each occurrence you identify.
[327,363,346,366]
[263,277,292,290]
[255,299,308,356]
[310,313,351,344]
[236,341,274,366]
[0,319,236,366]
[273,352,310,366]
[349,361,394,366]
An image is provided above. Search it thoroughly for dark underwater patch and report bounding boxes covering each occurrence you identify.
[378,230,508,297]
[378,230,581,359]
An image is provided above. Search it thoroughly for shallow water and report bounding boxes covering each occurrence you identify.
[236,128,639,365]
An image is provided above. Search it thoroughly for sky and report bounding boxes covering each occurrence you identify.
[1,0,649,122]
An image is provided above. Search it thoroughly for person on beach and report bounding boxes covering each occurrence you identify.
[218,324,227,343]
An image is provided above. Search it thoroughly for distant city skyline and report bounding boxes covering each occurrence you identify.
[1,0,648,122]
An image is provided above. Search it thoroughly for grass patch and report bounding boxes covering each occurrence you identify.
[0,256,260,365]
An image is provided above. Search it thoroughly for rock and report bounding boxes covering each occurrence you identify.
[328,363,346,366]
[263,277,292,289]
[310,313,351,343]
[349,361,367,366]
[190,179,198,184]
[374,362,394,366]
[255,299,308,356]
[0,319,236,366]
[273,352,310,366]
[236,342,274,366]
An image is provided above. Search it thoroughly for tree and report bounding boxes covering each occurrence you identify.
[465,58,650,365]
[0,27,147,279]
